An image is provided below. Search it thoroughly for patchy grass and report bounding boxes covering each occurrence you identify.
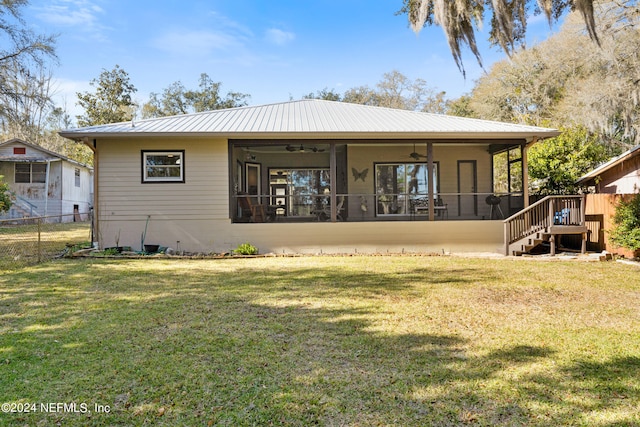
[0,256,639,426]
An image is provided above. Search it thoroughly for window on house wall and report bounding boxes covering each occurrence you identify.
[142,151,184,183]
[13,147,26,155]
[15,163,46,183]
[75,168,81,187]
[375,163,438,215]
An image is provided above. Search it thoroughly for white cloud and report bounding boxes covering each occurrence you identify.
[265,28,295,46]
[35,0,105,29]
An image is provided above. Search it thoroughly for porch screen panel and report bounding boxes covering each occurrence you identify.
[269,168,330,217]
[375,163,435,215]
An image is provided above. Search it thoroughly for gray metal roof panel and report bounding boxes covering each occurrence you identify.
[59,99,560,139]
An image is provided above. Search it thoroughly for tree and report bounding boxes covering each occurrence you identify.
[325,70,448,113]
[466,3,640,146]
[400,0,600,75]
[446,94,475,118]
[609,193,640,252]
[141,73,249,118]
[42,106,93,165]
[528,126,611,195]
[1,0,57,142]
[302,88,342,101]
[0,0,56,65]
[0,175,12,213]
[0,61,55,142]
[76,65,137,127]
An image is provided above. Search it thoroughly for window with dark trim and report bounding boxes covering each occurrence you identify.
[13,147,26,155]
[142,150,184,183]
[15,163,46,183]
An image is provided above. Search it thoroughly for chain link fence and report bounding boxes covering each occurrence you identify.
[0,214,92,270]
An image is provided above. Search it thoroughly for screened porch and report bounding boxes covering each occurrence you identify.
[230,140,527,223]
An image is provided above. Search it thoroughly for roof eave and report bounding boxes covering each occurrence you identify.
[59,130,560,142]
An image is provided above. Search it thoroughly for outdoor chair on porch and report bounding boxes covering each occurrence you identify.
[410,196,447,219]
[238,193,266,222]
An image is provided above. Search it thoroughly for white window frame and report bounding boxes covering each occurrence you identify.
[142,150,184,183]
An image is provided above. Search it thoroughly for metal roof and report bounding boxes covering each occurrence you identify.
[577,144,640,184]
[0,138,92,168]
[59,99,560,141]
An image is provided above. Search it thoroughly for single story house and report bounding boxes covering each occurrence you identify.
[577,144,640,193]
[59,99,562,254]
[0,138,93,221]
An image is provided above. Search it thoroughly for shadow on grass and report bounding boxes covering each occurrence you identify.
[0,259,638,426]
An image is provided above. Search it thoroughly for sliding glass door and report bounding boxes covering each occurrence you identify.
[269,168,330,217]
[375,163,438,215]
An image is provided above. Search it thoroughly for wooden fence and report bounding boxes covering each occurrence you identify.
[583,193,638,258]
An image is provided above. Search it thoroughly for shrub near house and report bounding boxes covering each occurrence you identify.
[609,193,640,253]
[0,175,12,213]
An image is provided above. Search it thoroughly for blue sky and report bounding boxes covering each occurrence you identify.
[23,0,559,121]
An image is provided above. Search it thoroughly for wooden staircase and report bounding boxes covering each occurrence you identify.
[504,195,588,256]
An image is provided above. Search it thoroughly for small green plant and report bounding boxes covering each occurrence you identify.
[0,175,12,213]
[609,193,640,252]
[103,247,120,256]
[234,242,258,255]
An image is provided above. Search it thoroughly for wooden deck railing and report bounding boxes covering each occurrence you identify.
[503,195,586,255]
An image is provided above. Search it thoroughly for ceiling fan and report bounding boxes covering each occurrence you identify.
[285,144,325,153]
[409,143,427,160]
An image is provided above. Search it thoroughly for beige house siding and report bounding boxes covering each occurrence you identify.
[96,137,228,249]
[98,218,504,254]
[224,221,504,255]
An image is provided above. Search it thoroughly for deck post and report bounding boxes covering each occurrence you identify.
[504,222,510,255]
[550,234,556,256]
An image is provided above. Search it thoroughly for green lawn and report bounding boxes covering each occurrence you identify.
[1,256,639,426]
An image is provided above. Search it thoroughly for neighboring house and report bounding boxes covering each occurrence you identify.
[577,145,640,258]
[59,99,562,254]
[0,139,93,221]
[577,144,640,193]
